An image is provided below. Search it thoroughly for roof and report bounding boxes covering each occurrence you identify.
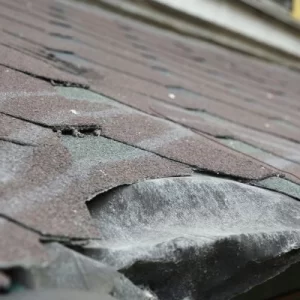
[0,0,300,299]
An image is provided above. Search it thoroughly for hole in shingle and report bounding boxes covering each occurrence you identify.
[53,125,101,137]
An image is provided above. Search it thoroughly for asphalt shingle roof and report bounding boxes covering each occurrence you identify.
[1,0,300,298]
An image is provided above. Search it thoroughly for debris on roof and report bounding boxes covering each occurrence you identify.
[1,0,300,299]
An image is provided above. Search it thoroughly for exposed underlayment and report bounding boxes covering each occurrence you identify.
[0,0,300,299]
[85,176,300,300]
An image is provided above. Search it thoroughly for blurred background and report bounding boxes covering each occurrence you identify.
[97,0,300,69]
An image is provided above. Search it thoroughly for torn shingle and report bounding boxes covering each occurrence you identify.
[0,136,191,237]
[85,175,300,300]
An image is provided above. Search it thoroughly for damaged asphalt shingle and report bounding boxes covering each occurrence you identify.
[0,0,300,299]
[85,175,300,300]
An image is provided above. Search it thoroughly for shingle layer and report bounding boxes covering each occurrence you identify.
[0,0,300,291]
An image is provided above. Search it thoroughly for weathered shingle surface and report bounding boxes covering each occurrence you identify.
[0,0,300,297]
